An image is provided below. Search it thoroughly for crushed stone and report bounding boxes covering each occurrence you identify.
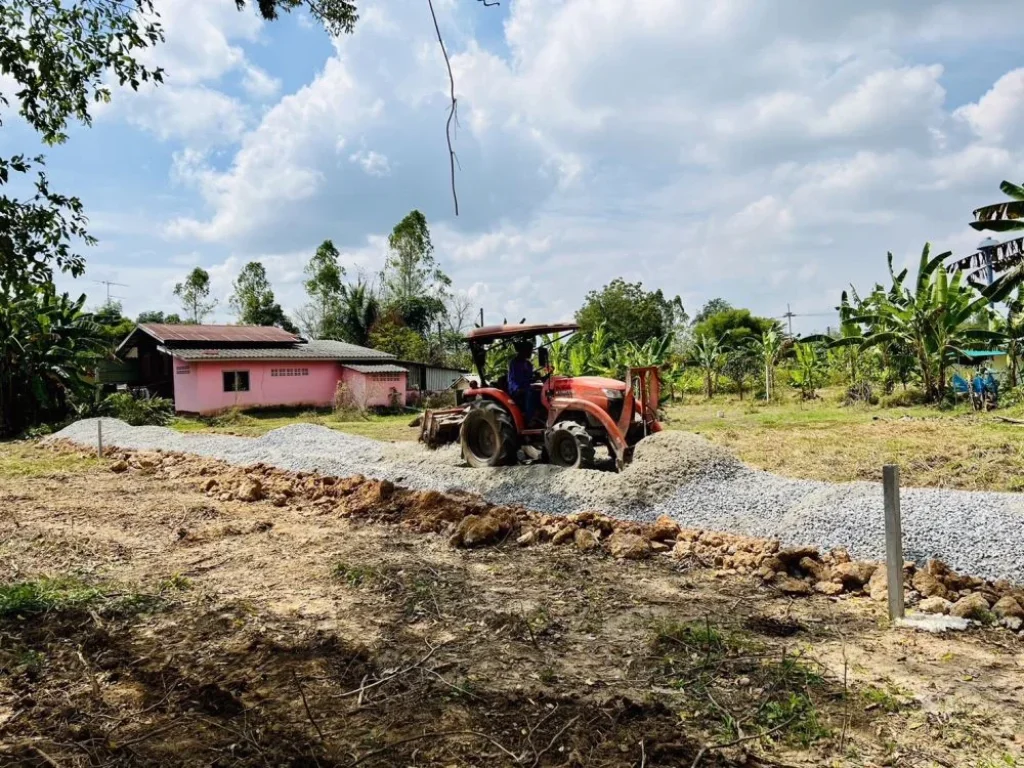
[48,418,1024,583]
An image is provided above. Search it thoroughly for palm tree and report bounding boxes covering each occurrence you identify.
[853,243,1004,400]
[339,280,380,346]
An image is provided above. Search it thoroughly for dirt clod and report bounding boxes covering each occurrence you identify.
[605,531,650,560]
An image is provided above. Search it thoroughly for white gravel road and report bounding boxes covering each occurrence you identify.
[49,418,1024,583]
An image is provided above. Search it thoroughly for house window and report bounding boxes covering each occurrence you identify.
[223,371,250,392]
[270,367,310,377]
[370,372,403,382]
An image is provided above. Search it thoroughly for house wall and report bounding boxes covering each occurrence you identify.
[172,359,344,414]
[340,368,407,409]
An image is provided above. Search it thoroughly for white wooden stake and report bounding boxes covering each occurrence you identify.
[97,419,104,458]
[883,464,904,620]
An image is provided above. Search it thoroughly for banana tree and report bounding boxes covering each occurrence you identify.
[690,334,726,398]
[1,286,104,436]
[745,327,786,400]
[852,243,1005,401]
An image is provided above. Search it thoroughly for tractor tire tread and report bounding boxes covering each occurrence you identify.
[461,401,518,467]
[545,421,596,469]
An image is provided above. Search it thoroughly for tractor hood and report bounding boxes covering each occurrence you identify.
[556,376,626,392]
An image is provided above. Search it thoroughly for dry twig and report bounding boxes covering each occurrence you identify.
[689,715,799,768]
[292,670,326,741]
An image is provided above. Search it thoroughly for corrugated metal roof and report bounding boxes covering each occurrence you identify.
[141,323,302,344]
[342,364,409,374]
[167,339,396,362]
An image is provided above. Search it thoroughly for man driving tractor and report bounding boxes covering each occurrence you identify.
[508,339,541,426]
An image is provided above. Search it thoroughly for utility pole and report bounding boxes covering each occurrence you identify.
[479,307,484,327]
[782,303,795,336]
[95,280,128,303]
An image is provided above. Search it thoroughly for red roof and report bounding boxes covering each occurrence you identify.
[139,324,303,344]
[466,323,579,342]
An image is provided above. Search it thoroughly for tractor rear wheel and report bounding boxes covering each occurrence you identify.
[545,421,596,469]
[461,401,518,467]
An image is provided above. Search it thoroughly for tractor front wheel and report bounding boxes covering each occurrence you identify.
[545,421,596,469]
[461,402,518,468]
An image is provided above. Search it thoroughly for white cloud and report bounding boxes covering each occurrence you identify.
[82,0,1024,335]
[242,65,282,100]
[123,85,249,145]
[349,149,391,177]
[955,68,1024,145]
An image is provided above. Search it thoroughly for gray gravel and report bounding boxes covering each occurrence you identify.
[50,418,1024,582]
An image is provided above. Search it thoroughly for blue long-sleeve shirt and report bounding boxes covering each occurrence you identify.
[508,358,533,395]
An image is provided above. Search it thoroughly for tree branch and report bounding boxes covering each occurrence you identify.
[427,0,459,217]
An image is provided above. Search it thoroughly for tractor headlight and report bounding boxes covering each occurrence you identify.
[602,388,623,399]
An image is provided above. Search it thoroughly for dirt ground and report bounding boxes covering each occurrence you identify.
[1,443,1023,768]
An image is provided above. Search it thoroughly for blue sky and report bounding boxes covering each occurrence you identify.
[11,0,1022,335]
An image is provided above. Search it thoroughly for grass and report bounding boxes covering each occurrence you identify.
[664,388,1024,491]
[650,618,830,747]
[332,561,377,587]
[171,406,416,441]
[862,681,914,713]
[0,443,102,478]
[0,576,182,619]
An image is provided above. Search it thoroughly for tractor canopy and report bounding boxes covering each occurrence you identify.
[465,322,579,344]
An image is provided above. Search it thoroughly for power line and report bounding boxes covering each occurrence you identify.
[94,279,129,303]
[775,303,835,335]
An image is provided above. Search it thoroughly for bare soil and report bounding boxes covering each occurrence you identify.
[1,442,1022,768]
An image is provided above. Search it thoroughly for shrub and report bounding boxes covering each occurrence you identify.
[333,382,365,419]
[423,390,456,409]
[879,388,929,408]
[102,393,173,426]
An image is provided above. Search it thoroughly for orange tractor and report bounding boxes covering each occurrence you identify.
[420,323,662,470]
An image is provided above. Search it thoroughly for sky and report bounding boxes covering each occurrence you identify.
[10,0,1024,336]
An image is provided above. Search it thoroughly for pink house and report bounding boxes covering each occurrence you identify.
[117,324,407,414]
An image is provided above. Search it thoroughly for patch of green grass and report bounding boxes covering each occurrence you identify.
[979,754,1019,768]
[332,562,376,587]
[663,390,1024,492]
[0,444,102,478]
[862,680,914,713]
[761,690,830,746]
[0,577,169,619]
[652,618,755,657]
[159,573,193,591]
[0,578,104,617]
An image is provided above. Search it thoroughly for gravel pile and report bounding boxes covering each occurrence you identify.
[50,418,1024,582]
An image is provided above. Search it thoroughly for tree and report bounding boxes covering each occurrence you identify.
[1,1,163,292]
[137,310,182,324]
[693,308,776,346]
[693,298,733,325]
[790,343,827,399]
[236,0,358,35]
[847,244,1004,401]
[303,239,346,338]
[92,300,136,348]
[174,267,217,324]
[381,210,451,334]
[746,328,786,401]
[338,280,379,347]
[1,286,104,436]
[368,312,429,361]
[722,345,759,400]
[690,335,725,398]
[229,261,296,332]
[576,279,685,347]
